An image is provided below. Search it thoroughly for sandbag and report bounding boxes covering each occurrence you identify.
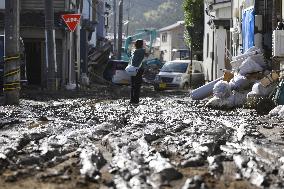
[239,57,263,76]
[229,75,252,91]
[245,47,266,68]
[191,77,223,100]
[247,82,276,97]
[213,80,231,99]
[269,105,284,117]
[206,91,248,109]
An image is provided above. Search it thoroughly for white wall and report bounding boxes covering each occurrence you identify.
[203,2,214,81]
[203,1,231,81]
[160,31,172,61]
[216,6,231,19]
[215,28,227,79]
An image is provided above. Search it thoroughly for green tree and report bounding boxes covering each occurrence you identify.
[183,0,204,55]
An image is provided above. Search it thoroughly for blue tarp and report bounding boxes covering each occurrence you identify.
[242,8,255,52]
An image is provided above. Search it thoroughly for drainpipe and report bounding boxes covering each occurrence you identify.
[211,31,215,81]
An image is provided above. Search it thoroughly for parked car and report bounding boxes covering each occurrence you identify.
[153,60,205,91]
[103,60,130,85]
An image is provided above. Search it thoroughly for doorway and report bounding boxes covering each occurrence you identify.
[24,41,43,86]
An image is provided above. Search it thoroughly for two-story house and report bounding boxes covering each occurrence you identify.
[0,0,83,88]
[0,0,109,89]
[159,21,188,62]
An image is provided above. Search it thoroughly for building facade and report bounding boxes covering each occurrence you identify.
[203,0,284,81]
[159,21,188,62]
[203,0,232,81]
[0,0,109,89]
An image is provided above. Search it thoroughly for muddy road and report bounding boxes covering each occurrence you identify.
[0,86,284,189]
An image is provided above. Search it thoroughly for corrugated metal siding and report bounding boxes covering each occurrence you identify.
[21,0,65,11]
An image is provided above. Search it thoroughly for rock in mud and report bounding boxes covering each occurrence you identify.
[17,155,42,166]
[79,144,106,179]
[149,153,183,182]
[181,175,206,189]
[207,155,224,174]
[181,155,205,168]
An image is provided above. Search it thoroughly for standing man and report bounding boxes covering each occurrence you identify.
[129,40,145,104]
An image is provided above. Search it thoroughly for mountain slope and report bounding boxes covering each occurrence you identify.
[109,0,184,35]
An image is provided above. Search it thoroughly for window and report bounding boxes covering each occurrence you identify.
[161,62,188,73]
[162,33,167,42]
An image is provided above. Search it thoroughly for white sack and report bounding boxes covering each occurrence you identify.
[213,80,231,99]
[247,82,275,97]
[229,75,252,91]
[206,91,248,108]
[269,105,284,117]
[239,57,263,76]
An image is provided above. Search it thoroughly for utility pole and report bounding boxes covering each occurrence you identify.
[4,0,20,105]
[113,0,117,54]
[126,0,130,36]
[117,0,123,60]
[45,0,57,90]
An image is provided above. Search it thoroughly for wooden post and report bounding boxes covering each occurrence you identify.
[4,0,20,105]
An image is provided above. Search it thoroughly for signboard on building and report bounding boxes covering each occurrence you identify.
[61,14,81,32]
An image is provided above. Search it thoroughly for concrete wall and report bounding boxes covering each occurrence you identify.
[203,1,231,81]
[203,2,212,81]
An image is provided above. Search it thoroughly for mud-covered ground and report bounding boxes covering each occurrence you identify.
[0,85,284,189]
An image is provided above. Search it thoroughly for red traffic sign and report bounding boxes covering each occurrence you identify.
[61,14,81,32]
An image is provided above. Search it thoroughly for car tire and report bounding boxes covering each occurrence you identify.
[182,82,190,90]
[154,86,161,91]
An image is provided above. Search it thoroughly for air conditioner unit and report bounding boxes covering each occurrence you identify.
[273,30,284,57]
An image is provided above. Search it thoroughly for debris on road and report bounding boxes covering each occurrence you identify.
[193,47,282,113]
[0,86,284,189]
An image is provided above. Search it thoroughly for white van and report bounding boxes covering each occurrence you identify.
[154,60,205,91]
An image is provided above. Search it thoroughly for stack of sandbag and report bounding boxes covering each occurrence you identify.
[206,47,271,109]
[206,80,250,109]
[247,82,276,97]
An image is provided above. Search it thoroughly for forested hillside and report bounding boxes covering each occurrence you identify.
[109,0,184,35]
